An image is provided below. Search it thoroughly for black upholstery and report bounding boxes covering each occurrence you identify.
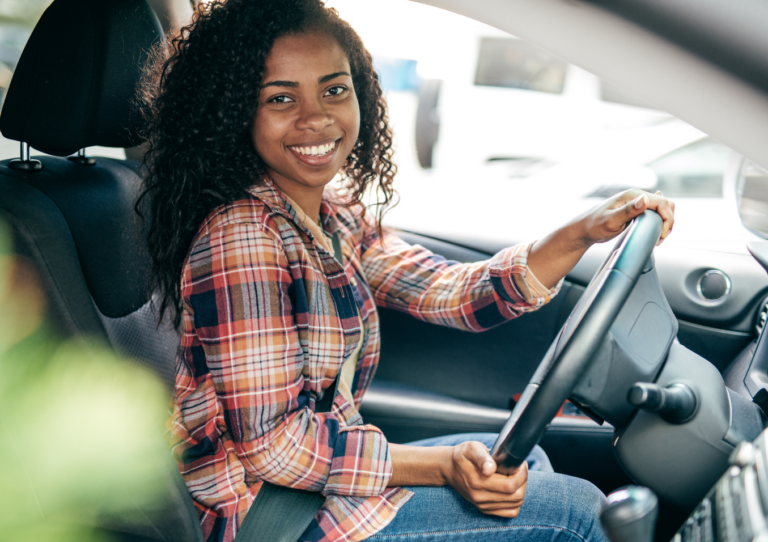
[0,163,195,538]
[0,0,162,156]
[0,0,203,540]
[0,156,153,318]
[0,156,178,386]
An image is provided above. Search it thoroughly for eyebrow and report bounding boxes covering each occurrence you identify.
[261,71,351,89]
[319,71,350,83]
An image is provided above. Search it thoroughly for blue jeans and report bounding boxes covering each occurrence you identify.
[370,433,608,542]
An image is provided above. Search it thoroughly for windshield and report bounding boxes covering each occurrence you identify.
[321,0,752,251]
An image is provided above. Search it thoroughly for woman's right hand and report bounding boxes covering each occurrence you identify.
[442,441,529,518]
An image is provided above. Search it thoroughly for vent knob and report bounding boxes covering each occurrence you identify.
[697,270,730,301]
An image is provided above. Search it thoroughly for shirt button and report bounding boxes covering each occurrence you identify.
[350,277,357,287]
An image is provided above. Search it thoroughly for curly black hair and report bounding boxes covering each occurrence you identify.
[136,0,397,328]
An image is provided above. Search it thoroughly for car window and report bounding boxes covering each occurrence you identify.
[0,0,128,161]
[324,0,754,250]
[646,138,731,198]
[737,159,768,237]
[474,37,567,94]
[0,0,42,160]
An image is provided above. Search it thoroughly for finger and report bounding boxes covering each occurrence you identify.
[470,462,528,495]
[482,507,523,518]
[470,485,526,505]
[478,499,525,513]
[476,488,526,509]
[467,475,522,497]
[643,193,675,245]
[626,194,648,220]
[615,192,677,246]
[603,193,646,235]
[477,498,523,510]
[463,441,496,476]
[476,476,528,508]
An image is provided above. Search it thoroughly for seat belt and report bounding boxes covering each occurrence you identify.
[237,232,345,542]
[236,374,339,542]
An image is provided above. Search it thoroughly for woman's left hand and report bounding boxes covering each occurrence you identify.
[579,189,675,247]
[527,189,675,290]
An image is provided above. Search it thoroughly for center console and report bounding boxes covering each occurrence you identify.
[602,430,768,542]
[673,432,768,542]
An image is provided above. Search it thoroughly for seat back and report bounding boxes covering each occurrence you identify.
[0,1,202,540]
[0,155,180,385]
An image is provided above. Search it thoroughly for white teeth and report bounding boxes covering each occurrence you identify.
[293,141,336,157]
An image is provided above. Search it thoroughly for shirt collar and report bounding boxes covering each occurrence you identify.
[248,176,341,237]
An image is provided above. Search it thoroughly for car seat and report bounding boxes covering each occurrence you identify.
[0,0,203,540]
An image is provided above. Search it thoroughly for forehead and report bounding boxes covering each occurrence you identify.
[263,32,350,79]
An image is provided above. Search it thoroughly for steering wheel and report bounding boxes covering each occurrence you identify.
[490,210,663,473]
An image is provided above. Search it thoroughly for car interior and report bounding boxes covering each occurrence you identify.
[2,0,768,541]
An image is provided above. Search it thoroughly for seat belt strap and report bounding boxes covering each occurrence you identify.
[237,374,339,542]
[237,483,327,542]
[331,230,343,264]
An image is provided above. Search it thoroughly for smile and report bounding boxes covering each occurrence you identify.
[289,139,338,157]
[287,138,341,166]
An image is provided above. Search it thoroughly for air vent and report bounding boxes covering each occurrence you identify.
[697,270,731,302]
[758,298,768,335]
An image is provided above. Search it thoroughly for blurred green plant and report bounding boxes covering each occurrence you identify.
[0,219,172,541]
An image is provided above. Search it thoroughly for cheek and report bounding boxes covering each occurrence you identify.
[344,96,361,152]
[251,111,281,161]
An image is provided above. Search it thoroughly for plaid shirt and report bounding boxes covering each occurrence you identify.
[169,178,561,542]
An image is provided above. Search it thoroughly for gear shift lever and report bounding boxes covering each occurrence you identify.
[600,486,658,542]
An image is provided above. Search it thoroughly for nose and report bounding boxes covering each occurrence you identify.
[295,96,333,132]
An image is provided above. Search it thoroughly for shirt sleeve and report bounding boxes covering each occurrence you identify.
[180,221,392,498]
[361,229,562,332]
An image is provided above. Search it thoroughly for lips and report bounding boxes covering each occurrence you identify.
[287,138,341,166]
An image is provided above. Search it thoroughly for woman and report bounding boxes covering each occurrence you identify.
[137,1,675,541]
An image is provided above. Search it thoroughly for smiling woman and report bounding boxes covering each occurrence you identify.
[251,32,360,219]
[135,1,672,541]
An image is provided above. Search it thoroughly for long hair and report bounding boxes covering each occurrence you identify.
[136,0,397,327]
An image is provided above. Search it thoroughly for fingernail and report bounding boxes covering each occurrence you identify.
[482,459,494,473]
[634,196,645,209]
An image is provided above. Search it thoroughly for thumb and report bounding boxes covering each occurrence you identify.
[624,194,647,217]
[610,194,647,231]
[466,442,496,476]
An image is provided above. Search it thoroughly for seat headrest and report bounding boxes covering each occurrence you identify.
[0,0,164,157]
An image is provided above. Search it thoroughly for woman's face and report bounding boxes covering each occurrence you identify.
[252,31,360,198]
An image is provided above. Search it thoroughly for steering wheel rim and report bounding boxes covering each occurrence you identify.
[490,210,664,473]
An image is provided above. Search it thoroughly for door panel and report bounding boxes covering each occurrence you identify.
[376,298,571,409]
[379,232,581,409]
[359,379,631,496]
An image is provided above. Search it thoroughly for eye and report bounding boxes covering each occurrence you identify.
[267,95,294,104]
[325,85,348,98]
